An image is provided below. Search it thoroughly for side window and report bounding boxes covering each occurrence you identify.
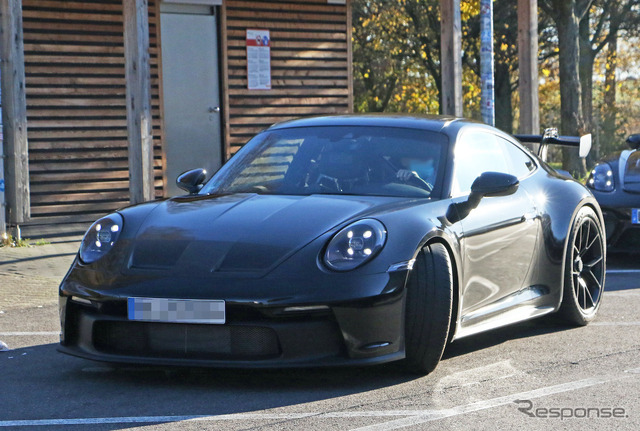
[499,137,536,179]
[452,131,510,195]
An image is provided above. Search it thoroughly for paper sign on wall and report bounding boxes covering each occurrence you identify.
[246,29,271,90]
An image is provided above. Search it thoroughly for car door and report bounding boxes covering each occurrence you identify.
[452,129,541,328]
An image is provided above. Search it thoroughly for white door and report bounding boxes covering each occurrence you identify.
[161,7,221,196]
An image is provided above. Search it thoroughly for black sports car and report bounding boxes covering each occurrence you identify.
[586,134,640,253]
[58,115,606,375]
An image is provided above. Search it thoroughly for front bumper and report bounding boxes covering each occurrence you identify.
[58,271,409,368]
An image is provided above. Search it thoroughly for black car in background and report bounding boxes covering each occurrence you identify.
[586,134,640,253]
[58,115,605,375]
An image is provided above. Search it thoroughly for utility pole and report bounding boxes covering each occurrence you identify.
[518,0,540,135]
[440,0,463,116]
[1,65,6,238]
[1,0,31,239]
[480,0,495,126]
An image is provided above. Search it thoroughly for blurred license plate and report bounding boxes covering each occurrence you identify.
[127,298,225,324]
[633,209,640,224]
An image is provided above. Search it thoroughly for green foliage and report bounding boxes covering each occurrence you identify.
[352,0,640,162]
[0,234,50,248]
[352,0,442,113]
[1,235,30,248]
[352,0,520,125]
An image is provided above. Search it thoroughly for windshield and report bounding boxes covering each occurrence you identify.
[202,126,447,198]
[624,150,640,190]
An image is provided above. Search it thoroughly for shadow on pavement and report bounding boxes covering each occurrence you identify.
[0,343,414,429]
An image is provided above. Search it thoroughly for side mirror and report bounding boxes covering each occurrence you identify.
[177,168,207,194]
[470,172,519,199]
[446,172,519,224]
[627,134,640,150]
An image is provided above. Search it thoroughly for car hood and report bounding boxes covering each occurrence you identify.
[126,193,398,276]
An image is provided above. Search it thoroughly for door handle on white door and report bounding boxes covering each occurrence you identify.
[209,106,220,113]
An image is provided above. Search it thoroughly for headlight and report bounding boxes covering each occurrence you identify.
[586,162,615,192]
[79,213,123,264]
[323,219,386,271]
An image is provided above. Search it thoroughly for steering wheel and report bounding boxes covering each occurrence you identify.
[315,174,341,192]
[379,155,433,193]
[406,174,433,192]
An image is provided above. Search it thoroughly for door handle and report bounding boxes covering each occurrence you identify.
[209,106,220,113]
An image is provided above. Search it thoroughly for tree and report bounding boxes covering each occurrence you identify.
[352,1,410,112]
[352,0,480,115]
[540,0,594,177]
[578,0,640,161]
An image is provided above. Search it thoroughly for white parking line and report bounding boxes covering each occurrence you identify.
[349,376,621,431]
[0,332,58,336]
[1,371,636,428]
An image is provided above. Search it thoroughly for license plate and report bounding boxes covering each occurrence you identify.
[633,209,640,225]
[127,298,225,324]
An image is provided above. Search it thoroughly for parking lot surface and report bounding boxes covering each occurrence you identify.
[1,241,638,430]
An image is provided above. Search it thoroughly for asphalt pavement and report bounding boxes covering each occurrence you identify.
[1,239,639,430]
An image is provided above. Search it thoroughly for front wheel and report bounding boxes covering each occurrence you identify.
[559,206,605,325]
[404,243,453,375]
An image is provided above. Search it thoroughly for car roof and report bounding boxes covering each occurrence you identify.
[267,114,478,134]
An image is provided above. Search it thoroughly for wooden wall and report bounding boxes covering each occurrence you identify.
[21,0,164,226]
[221,0,352,158]
[12,0,351,237]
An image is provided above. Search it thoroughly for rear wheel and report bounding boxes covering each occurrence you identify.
[559,206,605,325]
[404,243,453,375]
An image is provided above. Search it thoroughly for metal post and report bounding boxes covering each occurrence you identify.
[480,0,495,126]
[0,64,6,238]
[440,0,463,116]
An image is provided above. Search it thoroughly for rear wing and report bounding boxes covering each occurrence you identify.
[515,128,592,161]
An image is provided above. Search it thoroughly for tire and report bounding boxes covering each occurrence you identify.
[404,242,453,375]
[559,206,606,326]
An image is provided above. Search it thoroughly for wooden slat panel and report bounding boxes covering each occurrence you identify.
[230,96,349,106]
[28,118,161,128]
[29,149,129,161]
[227,20,346,32]
[229,78,348,88]
[31,191,131,204]
[229,105,346,116]
[30,170,130,182]
[31,180,131,193]
[29,159,162,172]
[228,88,348,97]
[228,1,345,13]
[225,9,345,23]
[228,58,348,69]
[21,10,124,24]
[223,0,350,158]
[23,0,165,224]
[227,29,346,41]
[227,39,346,50]
[227,48,348,59]
[24,0,123,13]
[30,201,132,216]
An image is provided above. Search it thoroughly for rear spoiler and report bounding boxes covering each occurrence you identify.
[515,128,592,161]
